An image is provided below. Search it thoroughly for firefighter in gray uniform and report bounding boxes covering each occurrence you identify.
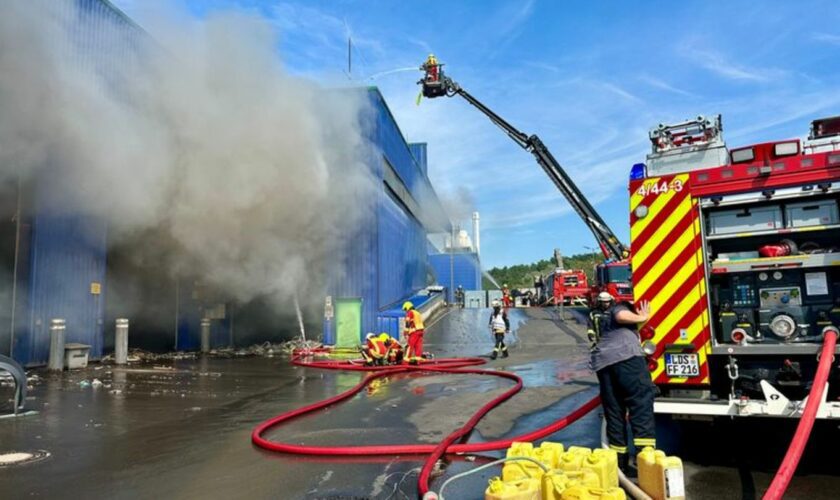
[589,292,655,475]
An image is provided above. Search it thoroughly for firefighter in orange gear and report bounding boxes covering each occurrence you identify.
[402,301,425,364]
[424,54,439,82]
[361,333,388,366]
[381,333,404,364]
[502,284,512,308]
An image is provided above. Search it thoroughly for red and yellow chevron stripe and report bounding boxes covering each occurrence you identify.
[630,174,712,385]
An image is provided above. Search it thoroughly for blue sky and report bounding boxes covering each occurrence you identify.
[113,0,840,269]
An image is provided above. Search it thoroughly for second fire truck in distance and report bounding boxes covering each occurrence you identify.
[630,114,840,419]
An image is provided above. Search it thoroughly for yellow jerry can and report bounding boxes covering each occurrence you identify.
[565,446,592,457]
[539,442,566,469]
[558,451,586,473]
[502,458,546,482]
[637,447,686,500]
[486,477,542,500]
[507,442,536,458]
[565,470,601,488]
[559,485,627,500]
[582,449,619,489]
[541,470,571,500]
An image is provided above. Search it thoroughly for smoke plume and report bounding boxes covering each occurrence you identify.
[0,2,375,310]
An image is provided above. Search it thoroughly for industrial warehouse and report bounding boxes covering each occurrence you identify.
[2,1,840,499]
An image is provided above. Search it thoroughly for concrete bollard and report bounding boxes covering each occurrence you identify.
[115,318,129,365]
[48,319,67,371]
[200,318,211,354]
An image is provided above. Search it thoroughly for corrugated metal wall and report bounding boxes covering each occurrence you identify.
[17,213,107,365]
[429,252,483,302]
[378,189,426,309]
[7,0,143,365]
[408,143,428,177]
[324,89,447,345]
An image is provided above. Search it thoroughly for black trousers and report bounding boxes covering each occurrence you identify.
[493,333,507,354]
[596,356,656,454]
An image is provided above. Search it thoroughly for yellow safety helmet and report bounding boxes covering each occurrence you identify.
[378,333,389,342]
[402,301,414,311]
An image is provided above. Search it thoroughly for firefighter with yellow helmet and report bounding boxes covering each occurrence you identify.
[402,301,425,364]
[361,333,387,366]
[380,332,404,364]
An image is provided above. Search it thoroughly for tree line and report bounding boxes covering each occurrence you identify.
[484,252,602,289]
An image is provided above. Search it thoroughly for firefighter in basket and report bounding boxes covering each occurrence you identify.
[589,292,655,475]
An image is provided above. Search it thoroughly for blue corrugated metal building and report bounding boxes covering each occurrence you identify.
[324,90,450,347]
[428,251,483,302]
[4,0,140,366]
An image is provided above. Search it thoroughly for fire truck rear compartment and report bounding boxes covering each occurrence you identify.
[704,192,840,346]
[697,186,840,402]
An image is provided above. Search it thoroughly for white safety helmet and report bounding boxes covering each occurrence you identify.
[366,333,376,340]
[491,300,501,308]
[597,292,614,303]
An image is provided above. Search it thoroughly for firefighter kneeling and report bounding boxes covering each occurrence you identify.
[361,333,404,366]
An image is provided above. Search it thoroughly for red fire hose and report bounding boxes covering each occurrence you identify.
[763,327,839,500]
[253,352,600,497]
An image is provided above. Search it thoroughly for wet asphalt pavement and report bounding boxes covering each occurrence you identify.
[1,306,840,499]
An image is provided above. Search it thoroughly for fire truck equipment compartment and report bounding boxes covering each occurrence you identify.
[708,206,783,235]
[784,199,839,228]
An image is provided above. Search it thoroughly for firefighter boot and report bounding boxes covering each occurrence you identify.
[490,349,498,360]
[618,453,636,479]
[502,347,509,358]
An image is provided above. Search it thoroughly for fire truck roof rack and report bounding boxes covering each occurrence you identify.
[805,115,840,154]
[645,114,729,176]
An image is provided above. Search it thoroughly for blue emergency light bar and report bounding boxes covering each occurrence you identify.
[630,163,647,180]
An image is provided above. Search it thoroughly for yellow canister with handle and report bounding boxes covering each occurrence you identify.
[559,485,626,500]
[565,470,601,488]
[507,442,535,458]
[637,447,686,500]
[583,449,618,488]
[502,458,546,482]
[539,442,566,469]
[485,477,542,500]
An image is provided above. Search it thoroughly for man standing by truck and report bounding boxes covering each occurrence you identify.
[589,292,655,474]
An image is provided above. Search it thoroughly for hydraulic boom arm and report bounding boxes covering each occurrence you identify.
[419,61,628,261]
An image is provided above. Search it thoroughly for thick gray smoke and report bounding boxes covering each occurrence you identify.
[0,2,374,309]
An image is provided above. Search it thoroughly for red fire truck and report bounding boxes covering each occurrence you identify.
[546,269,590,305]
[589,261,634,305]
[630,114,840,419]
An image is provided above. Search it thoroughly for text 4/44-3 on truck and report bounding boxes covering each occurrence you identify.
[631,114,840,419]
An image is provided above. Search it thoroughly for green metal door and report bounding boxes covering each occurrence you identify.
[335,298,362,348]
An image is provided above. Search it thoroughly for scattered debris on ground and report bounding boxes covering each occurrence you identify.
[98,338,323,364]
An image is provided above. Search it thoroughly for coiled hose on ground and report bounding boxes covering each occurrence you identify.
[252,351,600,498]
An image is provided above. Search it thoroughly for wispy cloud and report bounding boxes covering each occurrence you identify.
[599,82,643,103]
[687,47,783,82]
[638,75,697,98]
[812,32,840,45]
